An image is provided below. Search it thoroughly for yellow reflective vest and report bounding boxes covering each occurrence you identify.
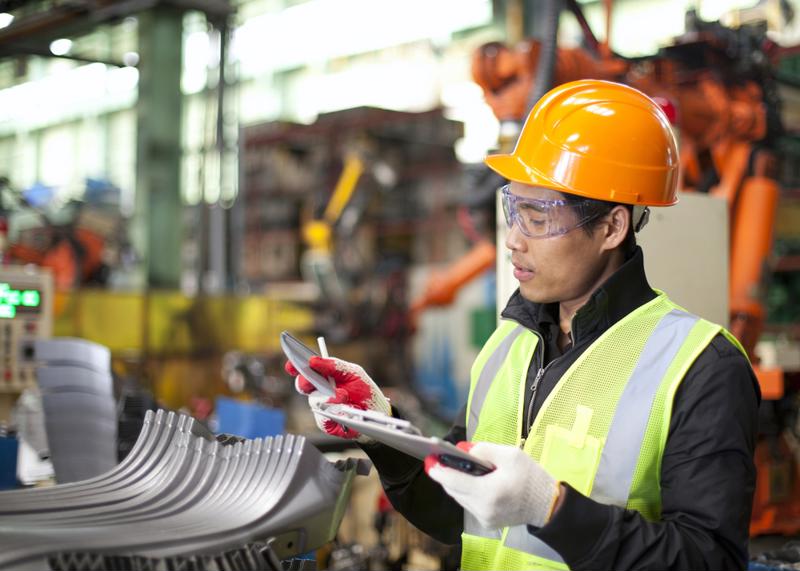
[462,292,746,570]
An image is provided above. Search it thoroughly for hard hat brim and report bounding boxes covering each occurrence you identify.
[485,152,680,206]
[484,153,571,195]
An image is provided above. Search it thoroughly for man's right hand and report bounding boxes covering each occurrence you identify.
[284,356,391,442]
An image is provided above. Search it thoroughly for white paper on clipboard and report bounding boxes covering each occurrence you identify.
[314,403,494,475]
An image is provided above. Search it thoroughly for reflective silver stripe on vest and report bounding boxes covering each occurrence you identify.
[467,325,526,441]
[464,512,503,540]
[590,309,699,506]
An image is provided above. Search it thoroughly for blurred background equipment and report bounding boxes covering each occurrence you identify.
[1,177,130,291]
[0,265,52,423]
[10,385,53,486]
[0,421,18,490]
[240,106,464,340]
[26,337,117,484]
[115,375,159,463]
[214,395,286,439]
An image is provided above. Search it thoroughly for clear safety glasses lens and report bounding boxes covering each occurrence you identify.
[500,185,600,239]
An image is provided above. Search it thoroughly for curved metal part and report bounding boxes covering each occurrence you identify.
[0,411,368,570]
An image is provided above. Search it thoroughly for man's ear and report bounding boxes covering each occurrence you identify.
[601,205,631,251]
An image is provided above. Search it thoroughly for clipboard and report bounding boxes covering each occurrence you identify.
[315,403,494,475]
[280,331,336,397]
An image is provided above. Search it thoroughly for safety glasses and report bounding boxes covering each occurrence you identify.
[500,185,603,239]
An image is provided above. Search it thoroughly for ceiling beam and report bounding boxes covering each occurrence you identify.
[0,0,232,52]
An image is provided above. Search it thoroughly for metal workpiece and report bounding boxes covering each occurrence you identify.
[40,392,118,484]
[4,419,220,523]
[36,367,114,396]
[0,409,173,508]
[0,411,214,510]
[0,409,369,570]
[25,339,111,376]
[27,338,118,484]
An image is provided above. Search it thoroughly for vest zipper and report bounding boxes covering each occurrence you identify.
[526,363,550,437]
[516,311,583,446]
[524,330,571,441]
[522,331,546,443]
[519,367,543,449]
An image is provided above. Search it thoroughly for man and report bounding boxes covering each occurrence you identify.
[285,80,759,570]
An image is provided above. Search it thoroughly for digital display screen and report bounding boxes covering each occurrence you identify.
[0,283,42,319]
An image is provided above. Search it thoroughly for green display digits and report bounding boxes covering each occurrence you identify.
[0,283,42,319]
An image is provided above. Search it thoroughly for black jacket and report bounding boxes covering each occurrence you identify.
[362,247,760,570]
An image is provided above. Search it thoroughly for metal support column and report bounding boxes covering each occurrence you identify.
[205,22,228,293]
[135,7,183,288]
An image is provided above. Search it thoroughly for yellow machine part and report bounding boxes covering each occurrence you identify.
[324,154,364,224]
[52,289,314,409]
[302,154,364,254]
[303,220,333,253]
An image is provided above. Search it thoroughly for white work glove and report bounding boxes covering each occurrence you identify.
[426,441,561,529]
[284,356,391,443]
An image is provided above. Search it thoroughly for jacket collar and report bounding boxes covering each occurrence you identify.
[500,246,656,345]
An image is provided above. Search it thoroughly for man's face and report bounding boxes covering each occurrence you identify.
[504,183,610,305]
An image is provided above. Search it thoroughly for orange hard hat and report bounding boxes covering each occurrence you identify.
[485,80,679,206]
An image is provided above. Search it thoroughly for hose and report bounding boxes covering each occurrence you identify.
[526,0,561,112]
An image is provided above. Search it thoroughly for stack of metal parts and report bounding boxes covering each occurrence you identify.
[0,409,370,571]
[32,338,117,483]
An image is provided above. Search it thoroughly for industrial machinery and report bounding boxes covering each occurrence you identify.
[240,106,464,344]
[0,265,52,424]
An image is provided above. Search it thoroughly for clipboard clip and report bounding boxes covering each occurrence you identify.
[315,403,422,436]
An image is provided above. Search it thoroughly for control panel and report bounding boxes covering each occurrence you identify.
[0,266,52,421]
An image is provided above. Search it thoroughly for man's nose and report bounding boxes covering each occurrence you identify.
[505,221,527,252]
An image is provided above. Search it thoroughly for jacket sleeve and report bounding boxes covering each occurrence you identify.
[358,406,466,545]
[532,334,760,571]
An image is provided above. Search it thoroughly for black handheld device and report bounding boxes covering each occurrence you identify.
[437,453,494,476]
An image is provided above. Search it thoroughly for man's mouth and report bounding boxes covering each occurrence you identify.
[512,261,535,281]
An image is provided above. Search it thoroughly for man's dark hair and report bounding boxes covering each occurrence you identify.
[562,193,637,256]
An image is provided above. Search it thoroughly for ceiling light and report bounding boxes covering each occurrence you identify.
[122,51,139,66]
[0,13,13,29]
[49,38,73,56]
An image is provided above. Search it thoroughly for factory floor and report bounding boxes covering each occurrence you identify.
[750,534,800,569]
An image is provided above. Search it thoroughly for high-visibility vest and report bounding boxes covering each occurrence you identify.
[462,292,747,570]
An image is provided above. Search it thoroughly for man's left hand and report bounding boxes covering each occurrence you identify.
[425,441,561,529]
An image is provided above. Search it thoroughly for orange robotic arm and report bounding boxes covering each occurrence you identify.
[409,240,497,328]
